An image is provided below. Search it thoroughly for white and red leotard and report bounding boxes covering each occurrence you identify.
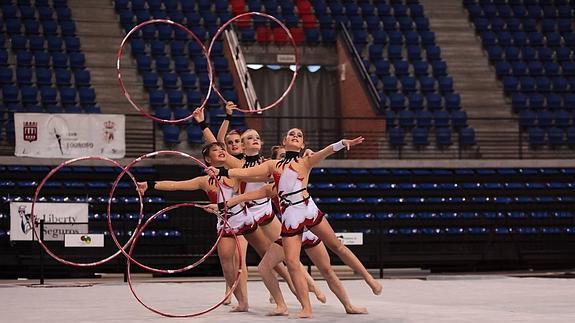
[208,178,256,237]
[241,155,275,225]
[274,154,324,237]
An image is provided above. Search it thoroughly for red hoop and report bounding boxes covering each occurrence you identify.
[208,12,300,113]
[30,156,143,267]
[126,202,242,317]
[117,19,214,124]
[107,150,228,274]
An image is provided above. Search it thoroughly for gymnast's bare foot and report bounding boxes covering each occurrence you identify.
[266,305,288,316]
[230,304,249,312]
[288,310,312,319]
[344,304,368,314]
[369,279,383,295]
[314,289,327,303]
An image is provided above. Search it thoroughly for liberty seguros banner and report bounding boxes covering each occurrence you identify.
[10,202,88,241]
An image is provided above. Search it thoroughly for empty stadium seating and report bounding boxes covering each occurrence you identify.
[464,0,575,147]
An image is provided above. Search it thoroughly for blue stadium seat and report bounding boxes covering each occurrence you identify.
[459,127,476,146]
[412,127,429,146]
[528,127,545,147]
[416,110,433,128]
[547,127,565,146]
[388,127,405,147]
[436,127,452,146]
[519,110,536,128]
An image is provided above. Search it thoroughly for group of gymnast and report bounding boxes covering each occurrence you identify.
[137,102,382,319]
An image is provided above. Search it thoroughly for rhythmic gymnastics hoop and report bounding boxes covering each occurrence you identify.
[107,150,229,274]
[29,156,144,267]
[117,19,214,124]
[207,12,300,113]
[126,202,243,317]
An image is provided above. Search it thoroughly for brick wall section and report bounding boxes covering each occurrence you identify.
[337,38,386,158]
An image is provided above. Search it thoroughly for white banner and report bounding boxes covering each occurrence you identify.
[65,234,104,247]
[10,202,89,241]
[335,232,364,245]
[14,113,125,158]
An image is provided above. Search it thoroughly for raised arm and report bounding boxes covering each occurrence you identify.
[216,101,236,143]
[192,107,217,143]
[306,136,365,167]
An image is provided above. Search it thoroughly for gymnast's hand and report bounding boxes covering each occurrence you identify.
[203,204,219,214]
[136,182,148,196]
[205,166,220,177]
[225,101,236,115]
[342,136,365,150]
[192,107,205,123]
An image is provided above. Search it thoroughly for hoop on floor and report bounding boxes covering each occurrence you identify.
[107,150,228,274]
[126,202,242,317]
[117,19,214,124]
[208,12,300,113]
[30,156,144,267]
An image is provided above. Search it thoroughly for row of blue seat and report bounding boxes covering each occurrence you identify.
[388,126,476,147]
[381,92,462,111]
[329,210,574,219]
[384,227,575,235]
[0,18,76,36]
[89,212,170,221]
[6,178,573,191]
[375,76,454,96]
[310,167,575,175]
[0,195,165,204]
[2,85,96,108]
[0,68,92,88]
[0,50,86,70]
[89,229,182,238]
[0,165,156,173]
[519,109,575,127]
[488,46,574,65]
[386,110,468,129]
[481,31,575,49]
[7,34,82,53]
[502,75,575,94]
[312,195,575,204]
[1,165,571,176]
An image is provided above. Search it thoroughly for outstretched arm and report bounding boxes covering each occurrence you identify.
[306,136,365,167]
[216,101,236,143]
[206,184,275,213]
[206,160,274,180]
[229,184,275,207]
[137,177,204,195]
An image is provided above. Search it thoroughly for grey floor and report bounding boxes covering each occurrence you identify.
[1,274,575,323]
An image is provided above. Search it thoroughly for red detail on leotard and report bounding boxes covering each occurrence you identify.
[280,210,324,237]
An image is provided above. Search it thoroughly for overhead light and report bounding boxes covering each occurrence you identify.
[246,64,264,70]
[266,64,281,70]
[307,65,321,72]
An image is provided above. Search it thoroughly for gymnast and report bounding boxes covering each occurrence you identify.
[206,128,383,318]
[193,105,325,309]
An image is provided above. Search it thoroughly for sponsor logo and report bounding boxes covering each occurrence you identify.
[23,121,38,143]
[104,120,116,143]
[80,235,92,244]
